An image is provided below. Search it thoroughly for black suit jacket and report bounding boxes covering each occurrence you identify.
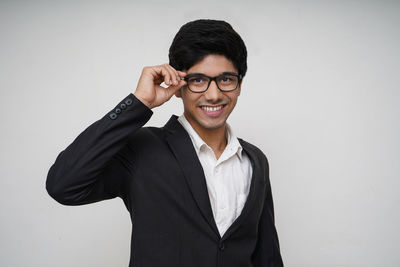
[46,93,283,267]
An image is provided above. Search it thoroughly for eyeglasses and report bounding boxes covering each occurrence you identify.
[182,73,242,93]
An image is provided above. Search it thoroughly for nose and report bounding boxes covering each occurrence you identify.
[204,80,222,102]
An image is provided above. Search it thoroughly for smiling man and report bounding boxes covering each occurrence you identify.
[46,19,284,267]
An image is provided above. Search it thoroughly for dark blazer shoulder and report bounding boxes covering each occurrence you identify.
[124,126,170,154]
[126,114,181,144]
[127,125,165,140]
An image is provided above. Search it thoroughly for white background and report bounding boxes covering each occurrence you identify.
[1,0,399,266]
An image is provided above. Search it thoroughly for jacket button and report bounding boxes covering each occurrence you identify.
[109,113,117,120]
[115,108,121,114]
[125,98,133,105]
[120,103,127,109]
[219,243,225,251]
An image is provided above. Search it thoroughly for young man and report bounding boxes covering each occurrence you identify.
[46,19,284,267]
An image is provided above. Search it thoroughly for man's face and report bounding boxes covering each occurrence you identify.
[176,54,241,136]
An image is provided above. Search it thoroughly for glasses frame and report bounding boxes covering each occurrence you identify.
[182,73,243,93]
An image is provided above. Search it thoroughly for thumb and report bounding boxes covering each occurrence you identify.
[166,79,186,96]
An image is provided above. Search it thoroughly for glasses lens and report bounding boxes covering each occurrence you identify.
[186,74,240,92]
[216,75,239,91]
[187,76,210,92]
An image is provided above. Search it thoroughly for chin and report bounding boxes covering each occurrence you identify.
[198,119,227,130]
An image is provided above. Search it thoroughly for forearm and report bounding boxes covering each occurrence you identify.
[46,94,152,205]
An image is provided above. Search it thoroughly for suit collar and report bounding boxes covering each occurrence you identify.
[176,114,244,161]
[221,138,266,240]
[163,115,265,240]
[164,115,220,238]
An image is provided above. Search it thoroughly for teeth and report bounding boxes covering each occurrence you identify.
[202,106,223,112]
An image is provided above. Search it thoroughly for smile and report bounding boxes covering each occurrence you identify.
[199,104,226,117]
[201,105,223,112]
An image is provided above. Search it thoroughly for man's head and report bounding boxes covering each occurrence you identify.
[169,19,247,137]
[169,19,247,77]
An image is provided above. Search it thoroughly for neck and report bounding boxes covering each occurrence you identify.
[185,117,228,159]
[199,126,227,155]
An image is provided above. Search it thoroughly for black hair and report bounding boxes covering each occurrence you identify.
[169,19,247,78]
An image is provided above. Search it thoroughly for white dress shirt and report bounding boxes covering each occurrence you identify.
[178,115,253,237]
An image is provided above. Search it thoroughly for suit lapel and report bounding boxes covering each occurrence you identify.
[220,139,266,241]
[164,115,220,238]
[163,116,266,241]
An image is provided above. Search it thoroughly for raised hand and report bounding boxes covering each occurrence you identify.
[133,64,187,109]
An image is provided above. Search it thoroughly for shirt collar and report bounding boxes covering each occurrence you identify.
[177,114,243,160]
[225,123,244,160]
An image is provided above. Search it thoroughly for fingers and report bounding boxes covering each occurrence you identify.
[177,70,187,77]
[136,64,187,109]
[164,79,186,101]
[143,64,186,87]
[156,64,186,87]
[164,64,177,86]
[164,77,186,94]
[158,66,172,86]
[170,78,187,90]
[164,64,184,86]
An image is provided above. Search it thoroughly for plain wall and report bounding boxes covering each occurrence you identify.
[1,0,399,266]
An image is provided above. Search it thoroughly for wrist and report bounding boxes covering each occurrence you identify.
[133,92,154,109]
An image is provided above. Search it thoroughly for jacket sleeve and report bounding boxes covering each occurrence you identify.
[46,93,153,205]
[252,157,284,267]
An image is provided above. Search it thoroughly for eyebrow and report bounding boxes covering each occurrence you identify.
[186,71,238,77]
